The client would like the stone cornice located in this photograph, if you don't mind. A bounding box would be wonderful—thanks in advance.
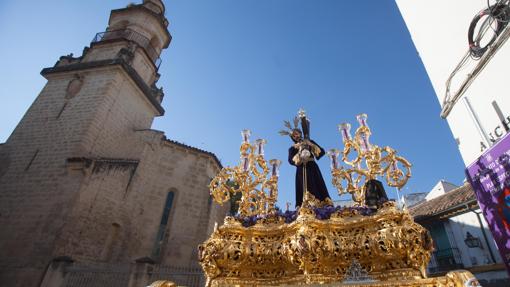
[40,58,165,116]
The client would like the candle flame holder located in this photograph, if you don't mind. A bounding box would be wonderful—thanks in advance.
[329,114,412,206]
[209,130,280,217]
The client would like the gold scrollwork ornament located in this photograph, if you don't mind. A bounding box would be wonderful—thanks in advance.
[329,114,412,205]
[209,130,281,217]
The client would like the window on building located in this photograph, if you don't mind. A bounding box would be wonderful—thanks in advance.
[152,190,175,259]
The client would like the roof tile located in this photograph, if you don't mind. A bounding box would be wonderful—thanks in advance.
[409,182,477,218]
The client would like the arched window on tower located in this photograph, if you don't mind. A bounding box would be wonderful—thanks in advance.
[151,190,175,259]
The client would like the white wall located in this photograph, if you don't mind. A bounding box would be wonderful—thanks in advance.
[396,0,510,165]
[425,180,458,201]
[446,209,502,267]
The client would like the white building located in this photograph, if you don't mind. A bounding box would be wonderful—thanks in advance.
[410,182,508,286]
[396,1,510,285]
[396,0,510,165]
[425,180,458,201]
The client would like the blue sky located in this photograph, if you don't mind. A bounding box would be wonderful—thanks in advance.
[0,0,466,207]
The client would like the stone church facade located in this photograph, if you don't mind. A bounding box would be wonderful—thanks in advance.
[0,1,228,286]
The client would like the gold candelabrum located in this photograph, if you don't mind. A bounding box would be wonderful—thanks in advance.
[209,130,282,217]
[327,114,412,206]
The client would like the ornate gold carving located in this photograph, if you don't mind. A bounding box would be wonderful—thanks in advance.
[148,281,177,287]
[151,270,478,287]
[209,130,280,217]
[198,203,437,286]
[189,129,481,287]
[329,114,412,205]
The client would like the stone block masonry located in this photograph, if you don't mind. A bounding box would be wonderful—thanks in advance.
[0,1,227,286]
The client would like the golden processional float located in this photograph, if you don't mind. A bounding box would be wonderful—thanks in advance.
[152,113,480,287]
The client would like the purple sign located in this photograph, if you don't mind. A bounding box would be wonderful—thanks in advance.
[466,132,510,275]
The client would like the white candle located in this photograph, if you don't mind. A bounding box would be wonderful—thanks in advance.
[356,113,369,127]
[269,159,282,177]
[359,132,371,151]
[339,123,352,142]
[241,129,251,143]
[242,157,250,171]
[255,139,267,156]
[327,149,339,170]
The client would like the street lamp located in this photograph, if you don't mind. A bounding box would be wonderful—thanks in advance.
[464,232,481,248]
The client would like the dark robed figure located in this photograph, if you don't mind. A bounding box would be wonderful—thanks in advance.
[287,130,331,207]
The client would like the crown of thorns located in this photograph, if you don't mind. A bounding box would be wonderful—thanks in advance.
[278,116,302,136]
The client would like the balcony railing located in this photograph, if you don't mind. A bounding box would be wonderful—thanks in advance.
[428,247,464,274]
[92,29,162,69]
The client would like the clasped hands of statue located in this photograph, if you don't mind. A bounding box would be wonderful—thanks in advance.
[291,139,322,166]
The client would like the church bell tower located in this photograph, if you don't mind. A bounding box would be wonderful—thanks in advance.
[0,1,172,285]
